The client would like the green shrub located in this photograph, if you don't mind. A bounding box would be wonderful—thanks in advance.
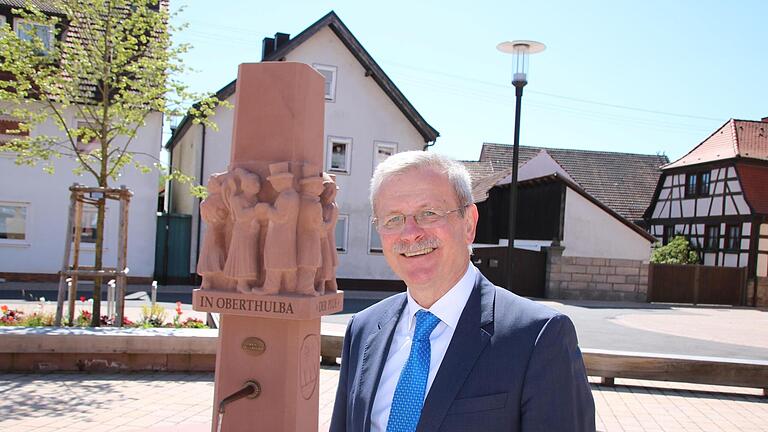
[651,236,699,264]
[21,312,55,327]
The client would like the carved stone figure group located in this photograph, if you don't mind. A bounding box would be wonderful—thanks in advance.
[197,162,339,296]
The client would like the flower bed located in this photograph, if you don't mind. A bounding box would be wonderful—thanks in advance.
[0,299,208,329]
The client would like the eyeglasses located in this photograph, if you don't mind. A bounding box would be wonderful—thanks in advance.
[373,205,468,234]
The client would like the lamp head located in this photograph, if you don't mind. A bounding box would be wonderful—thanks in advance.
[497,40,545,85]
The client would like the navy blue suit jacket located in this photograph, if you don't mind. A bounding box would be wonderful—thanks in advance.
[330,271,595,432]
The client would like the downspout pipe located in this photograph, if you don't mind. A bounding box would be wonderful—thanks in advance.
[195,123,206,282]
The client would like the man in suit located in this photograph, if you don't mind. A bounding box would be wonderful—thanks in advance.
[330,151,595,432]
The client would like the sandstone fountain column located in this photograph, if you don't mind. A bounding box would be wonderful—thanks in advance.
[192,62,344,432]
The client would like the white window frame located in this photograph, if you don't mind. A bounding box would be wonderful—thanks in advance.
[313,64,337,102]
[373,141,398,171]
[74,203,108,251]
[326,136,352,175]
[0,116,26,158]
[0,201,31,247]
[14,18,53,53]
[335,214,348,253]
[368,216,383,254]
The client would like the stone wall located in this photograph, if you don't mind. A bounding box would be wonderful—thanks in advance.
[545,247,648,302]
[747,277,768,307]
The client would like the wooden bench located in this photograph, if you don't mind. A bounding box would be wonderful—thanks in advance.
[319,334,768,396]
[3,328,766,397]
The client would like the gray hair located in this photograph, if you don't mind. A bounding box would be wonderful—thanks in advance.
[370,151,473,213]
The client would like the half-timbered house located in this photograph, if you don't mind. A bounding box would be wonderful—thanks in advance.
[644,118,768,305]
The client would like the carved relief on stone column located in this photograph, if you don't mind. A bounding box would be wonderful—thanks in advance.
[317,173,339,294]
[197,161,339,296]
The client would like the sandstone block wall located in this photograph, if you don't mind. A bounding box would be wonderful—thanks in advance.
[545,248,648,302]
[747,276,768,307]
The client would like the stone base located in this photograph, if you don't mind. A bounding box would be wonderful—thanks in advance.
[192,289,343,320]
[747,277,768,307]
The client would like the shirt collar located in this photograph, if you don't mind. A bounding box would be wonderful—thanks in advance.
[404,263,476,331]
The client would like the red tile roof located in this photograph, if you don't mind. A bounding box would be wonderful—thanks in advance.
[665,119,768,169]
[736,163,768,215]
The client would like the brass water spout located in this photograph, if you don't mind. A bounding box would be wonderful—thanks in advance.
[218,380,261,414]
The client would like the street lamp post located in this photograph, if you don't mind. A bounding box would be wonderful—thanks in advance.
[497,40,545,293]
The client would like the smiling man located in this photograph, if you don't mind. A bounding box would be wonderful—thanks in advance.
[330,151,595,432]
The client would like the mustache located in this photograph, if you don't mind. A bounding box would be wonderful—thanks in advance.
[392,237,441,254]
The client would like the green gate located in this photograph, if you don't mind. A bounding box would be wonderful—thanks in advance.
[154,213,192,284]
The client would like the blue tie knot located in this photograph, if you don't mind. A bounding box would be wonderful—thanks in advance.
[413,310,440,342]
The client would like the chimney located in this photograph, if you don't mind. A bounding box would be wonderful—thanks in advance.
[261,37,275,60]
[761,116,768,123]
[274,32,290,50]
[261,33,291,61]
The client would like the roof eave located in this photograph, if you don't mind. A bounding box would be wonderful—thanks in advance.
[263,11,439,143]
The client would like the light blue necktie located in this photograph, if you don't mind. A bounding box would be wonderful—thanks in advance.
[386,310,441,432]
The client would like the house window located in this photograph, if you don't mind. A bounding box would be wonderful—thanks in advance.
[0,118,28,151]
[0,202,28,242]
[699,172,710,196]
[74,205,99,244]
[14,19,53,53]
[327,137,351,174]
[335,214,348,253]
[662,225,675,245]
[313,64,337,101]
[685,171,710,197]
[75,121,99,153]
[0,15,6,26]
[374,141,397,170]
[685,174,697,197]
[724,224,740,250]
[703,224,719,250]
[369,217,382,254]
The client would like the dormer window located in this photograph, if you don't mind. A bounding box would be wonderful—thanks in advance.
[313,64,337,102]
[14,19,53,54]
[685,171,710,197]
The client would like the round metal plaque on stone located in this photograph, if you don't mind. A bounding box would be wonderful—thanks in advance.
[241,337,266,356]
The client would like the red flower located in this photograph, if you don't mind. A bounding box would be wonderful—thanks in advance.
[80,296,86,303]
[1,305,8,314]
[175,301,183,315]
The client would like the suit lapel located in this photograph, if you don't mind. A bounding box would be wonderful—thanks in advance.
[355,295,407,432]
[416,272,496,432]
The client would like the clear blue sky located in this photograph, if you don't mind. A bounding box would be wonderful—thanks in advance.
[170,0,767,163]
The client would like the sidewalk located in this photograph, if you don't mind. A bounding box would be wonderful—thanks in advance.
[0,370,765,431]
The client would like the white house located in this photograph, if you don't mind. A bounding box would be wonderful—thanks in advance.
[467,147,659,301]
[0,1,163,282]
[166,11,438,288]
[0,110,162,282]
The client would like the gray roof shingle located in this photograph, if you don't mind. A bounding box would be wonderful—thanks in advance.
[477,143,669,223]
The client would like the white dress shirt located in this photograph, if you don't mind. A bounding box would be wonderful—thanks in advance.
[370,263,477,432]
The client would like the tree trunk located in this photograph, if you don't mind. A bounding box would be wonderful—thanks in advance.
[92,193,106,326]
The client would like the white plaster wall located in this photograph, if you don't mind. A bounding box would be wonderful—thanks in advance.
[286,27,425,280]
[172,27,427,280]
[0,107,162,277]
[562,188,651,260]
[507,150,575,183]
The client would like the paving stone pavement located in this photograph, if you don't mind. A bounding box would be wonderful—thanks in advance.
[0,370,765,431]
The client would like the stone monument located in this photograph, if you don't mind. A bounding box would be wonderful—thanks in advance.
[192,62,344,432]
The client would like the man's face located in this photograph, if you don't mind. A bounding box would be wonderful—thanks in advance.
[375,168,478,299]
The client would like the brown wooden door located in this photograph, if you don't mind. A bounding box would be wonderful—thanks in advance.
[472,247,546,298]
